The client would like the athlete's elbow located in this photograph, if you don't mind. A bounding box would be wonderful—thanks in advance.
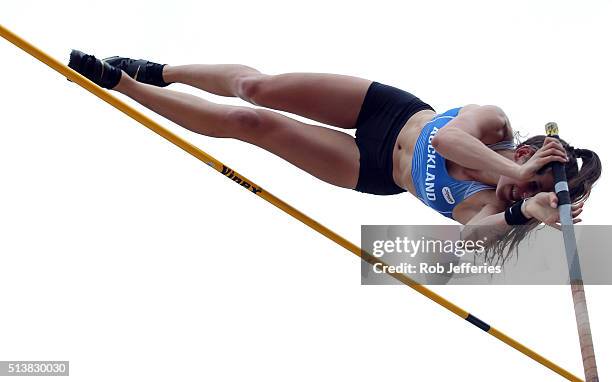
[431,134,442,151]
[431,129,453,151]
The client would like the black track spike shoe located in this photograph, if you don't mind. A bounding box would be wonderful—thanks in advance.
[103,56,169,87]
[68,50,122,89]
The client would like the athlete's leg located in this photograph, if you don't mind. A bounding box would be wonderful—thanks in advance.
[113,73,360,188]
[162,65,371,129]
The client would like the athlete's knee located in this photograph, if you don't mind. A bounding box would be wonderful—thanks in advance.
[224,108,263,132]
[236,74,270,105]
[196,108,260,138]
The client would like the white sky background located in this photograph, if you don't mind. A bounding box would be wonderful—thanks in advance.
[0,1,610,381]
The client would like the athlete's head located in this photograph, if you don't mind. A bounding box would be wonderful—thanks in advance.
[496,135,601,205]
[486,135,601,264]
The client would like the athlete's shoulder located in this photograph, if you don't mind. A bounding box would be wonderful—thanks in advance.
[458,104,480,114]
[458,104,507,119]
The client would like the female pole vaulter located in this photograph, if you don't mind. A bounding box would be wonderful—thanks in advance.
[67,50,601,252]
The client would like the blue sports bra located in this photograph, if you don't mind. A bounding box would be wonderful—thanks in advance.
[411,107,515,219]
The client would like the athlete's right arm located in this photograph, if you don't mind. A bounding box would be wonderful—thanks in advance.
[431,105,521,179]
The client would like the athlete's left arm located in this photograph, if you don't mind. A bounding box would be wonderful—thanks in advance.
[456,202,512,243]
[457,194,584,241]
[454,201,506,226]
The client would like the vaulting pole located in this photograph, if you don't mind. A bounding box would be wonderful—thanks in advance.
[0,23,583,381]
[545,122,599,382]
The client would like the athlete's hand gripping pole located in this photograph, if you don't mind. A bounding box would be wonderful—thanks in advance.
[545,122,599,382]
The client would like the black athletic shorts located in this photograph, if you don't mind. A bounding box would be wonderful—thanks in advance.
[353,82,435,195]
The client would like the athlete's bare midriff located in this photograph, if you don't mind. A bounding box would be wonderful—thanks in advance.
[392,109,437,195]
